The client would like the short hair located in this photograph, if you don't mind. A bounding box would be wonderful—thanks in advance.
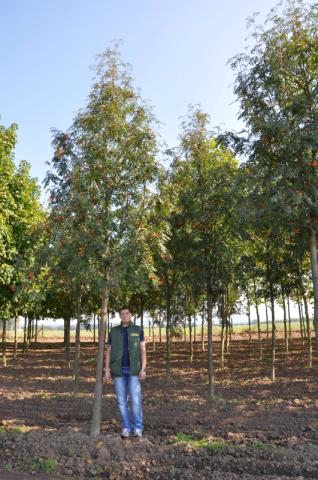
[119,305,130,313]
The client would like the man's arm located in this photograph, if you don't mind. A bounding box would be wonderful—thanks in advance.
[140,340,146,371]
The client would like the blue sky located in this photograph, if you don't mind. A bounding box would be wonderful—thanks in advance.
[1,0,280,206]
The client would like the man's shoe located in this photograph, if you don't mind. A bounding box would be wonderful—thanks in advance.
[120,428,130,439]
[132,428,143,437]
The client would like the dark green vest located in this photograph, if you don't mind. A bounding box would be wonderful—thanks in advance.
[110,322,142,377]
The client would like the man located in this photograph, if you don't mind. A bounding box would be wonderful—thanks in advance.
[103,306,146,439]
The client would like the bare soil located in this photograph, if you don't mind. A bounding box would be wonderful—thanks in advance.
[0,332,317,479]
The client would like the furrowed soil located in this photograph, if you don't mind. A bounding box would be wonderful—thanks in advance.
[0,331,317,479]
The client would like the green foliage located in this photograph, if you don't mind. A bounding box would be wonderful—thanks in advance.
[170,106,241,307]
[250,440,267,450]
[31,457,58,473]
[43,42,161,316]
[228,0,318,224]
[0,118,45,321]
[2,3,317,369]
[175,432,232,453]
[220,0,318,318]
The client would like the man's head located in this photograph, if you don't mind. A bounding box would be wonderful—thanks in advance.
[119,306,132,325]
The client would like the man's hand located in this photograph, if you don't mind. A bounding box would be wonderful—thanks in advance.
[103,369,112,383]
[139,370,146,381]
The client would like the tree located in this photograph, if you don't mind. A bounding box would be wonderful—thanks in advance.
[45,42,161,436]
[0,120,44,365]
[171,106,240,405]
[227,0,318,351]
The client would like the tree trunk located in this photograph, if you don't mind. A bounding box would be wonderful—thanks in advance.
[224,315,228,355]
[225,318,230,353]
[270,286,276,382]
[23,316,27,353]
[253,277,262,360]
[246,290,251,343]
[265,301,269,340]
[2,319,7,366]
[31,318,35,340]
[26,317,30,349]
[309,224,318,352]
[301,285,312,368]
[27,316,32,349]
[165,288,171,381]
[220,314,225,369]
[90,284,109,438]
[297,292,304,343]
[188,315,193,362]
[65,316,71,367]
[93,312,96,344]
[225,285,231,353]
[73,295,82,397]
[220,322,225,368]
[35,317,38,344]
[207,282,215,406]
[287,297,292,340]
[13,314,18,359]
[300,302,306,338]
[64,318,67,345]
[152,318,155,352]
[281,286,288,353]
[201,306,205,351]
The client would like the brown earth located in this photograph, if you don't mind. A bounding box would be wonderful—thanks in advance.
[0,331,317,479]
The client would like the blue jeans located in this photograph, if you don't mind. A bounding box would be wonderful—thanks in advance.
[114,366,143,431]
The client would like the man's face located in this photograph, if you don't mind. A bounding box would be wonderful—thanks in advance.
[120,309,132,323]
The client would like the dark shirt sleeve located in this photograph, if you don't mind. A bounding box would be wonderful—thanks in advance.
[140,328,144,341]
[107,332,111,345]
